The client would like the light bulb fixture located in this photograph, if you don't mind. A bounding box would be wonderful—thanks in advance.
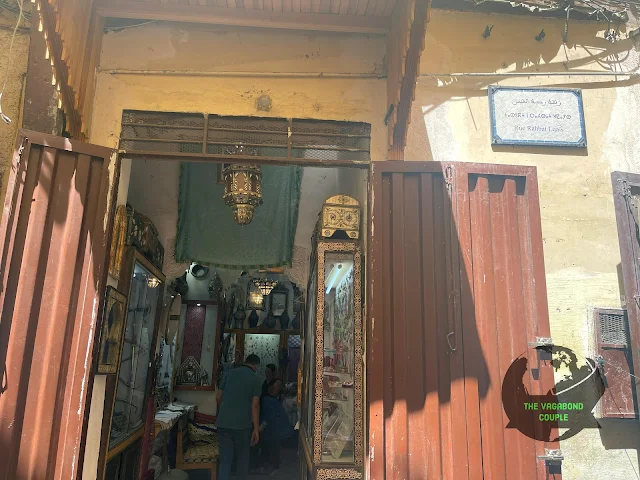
[249,291,264,305]
[253,278,278,296]
[197,303,202,307]
[147,277,160,288]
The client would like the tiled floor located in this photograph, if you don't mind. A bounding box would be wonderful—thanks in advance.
[187,442,300,480]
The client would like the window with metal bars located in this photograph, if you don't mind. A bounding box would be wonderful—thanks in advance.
[119,111,371,163]
[594,307,637,418]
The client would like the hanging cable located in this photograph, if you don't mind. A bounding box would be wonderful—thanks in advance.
[0,0,25,125]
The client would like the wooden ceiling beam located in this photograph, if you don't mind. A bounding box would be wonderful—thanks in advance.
[385,0,430,159]
[95,1,390,34]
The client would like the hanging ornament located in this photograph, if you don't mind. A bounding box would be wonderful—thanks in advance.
[208,272,223,301]
[253,278,278,296]
[222,145,263,226]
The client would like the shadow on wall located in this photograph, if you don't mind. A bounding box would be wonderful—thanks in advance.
[599,418,640,450]
[412,10,640,160]
[599,417,640,476]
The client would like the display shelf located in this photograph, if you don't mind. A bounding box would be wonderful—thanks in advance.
[323,371,352,378]
[299,236,363,478]
[100,247,166,480]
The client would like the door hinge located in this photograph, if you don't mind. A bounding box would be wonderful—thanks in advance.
[444,165,453,193]
[16,137,28,167]
[538,449,564,465]
[528,337,554,348]
[617,178,632,198]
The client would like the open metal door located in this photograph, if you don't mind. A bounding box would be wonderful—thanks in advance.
[367,161,559,480]
[0,130,119,480]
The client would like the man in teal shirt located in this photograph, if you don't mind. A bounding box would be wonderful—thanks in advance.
[216,354,263,480]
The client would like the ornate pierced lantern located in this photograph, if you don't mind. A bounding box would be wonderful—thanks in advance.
[253,278,278,296]
[222,145,263,226]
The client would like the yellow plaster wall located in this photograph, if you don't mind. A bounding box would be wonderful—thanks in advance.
[406,9,640,480]
[0,11,29,206]
[90,23,387,158]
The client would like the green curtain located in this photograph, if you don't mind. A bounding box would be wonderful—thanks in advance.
[176,162,302,269]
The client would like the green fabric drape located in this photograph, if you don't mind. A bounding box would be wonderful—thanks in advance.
[176,162,302,269]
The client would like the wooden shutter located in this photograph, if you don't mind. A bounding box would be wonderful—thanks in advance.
[594,308,636,418]
[368,162,559,480]
[611,171,640,418]
[0,130,119,480]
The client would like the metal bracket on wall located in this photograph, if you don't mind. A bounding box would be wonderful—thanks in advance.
[538,449,564,465]
[617,179,632,198]
[529,337,554,363]
[528,337,554,348]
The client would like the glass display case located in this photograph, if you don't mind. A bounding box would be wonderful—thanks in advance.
[300,238,363,480]
[103,247,165,477]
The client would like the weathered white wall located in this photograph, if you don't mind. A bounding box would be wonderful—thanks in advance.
[406,9,640,480]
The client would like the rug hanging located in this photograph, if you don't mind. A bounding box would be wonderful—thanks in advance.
[176,162,302,269]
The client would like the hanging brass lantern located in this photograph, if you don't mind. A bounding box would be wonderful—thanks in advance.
[222,146,263,225]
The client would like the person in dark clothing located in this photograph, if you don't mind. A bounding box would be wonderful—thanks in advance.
[216,354,263,480]
[262,364,283,400]
[258,394,294,471]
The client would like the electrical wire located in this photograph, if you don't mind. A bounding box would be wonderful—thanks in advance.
[104,20,157,33]
[0,0,30,18]
[0,0,25,125]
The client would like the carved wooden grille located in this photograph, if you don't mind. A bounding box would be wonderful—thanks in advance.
[120,111,371,162]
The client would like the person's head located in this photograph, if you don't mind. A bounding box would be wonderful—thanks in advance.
[245,354,260,372]
[265,364,277,381]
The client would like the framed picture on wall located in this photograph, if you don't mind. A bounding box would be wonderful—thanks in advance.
[269,284,288,317]
[97,287,127,374]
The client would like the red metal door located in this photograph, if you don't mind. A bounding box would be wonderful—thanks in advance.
[0,130,119,480]
[367,161,559,480]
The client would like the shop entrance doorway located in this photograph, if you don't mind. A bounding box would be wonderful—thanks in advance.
[0,130,559,480]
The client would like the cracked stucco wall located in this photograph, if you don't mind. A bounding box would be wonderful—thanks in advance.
[406,9,640,480]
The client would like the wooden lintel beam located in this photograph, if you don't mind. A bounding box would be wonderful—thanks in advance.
[96,2,390,34]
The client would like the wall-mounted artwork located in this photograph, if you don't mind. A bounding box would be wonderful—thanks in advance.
[270,284,289,317]
[98,287,127,374]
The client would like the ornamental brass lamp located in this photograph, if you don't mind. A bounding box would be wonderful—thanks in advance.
[253,278,278,296]
[222,146,263,225]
